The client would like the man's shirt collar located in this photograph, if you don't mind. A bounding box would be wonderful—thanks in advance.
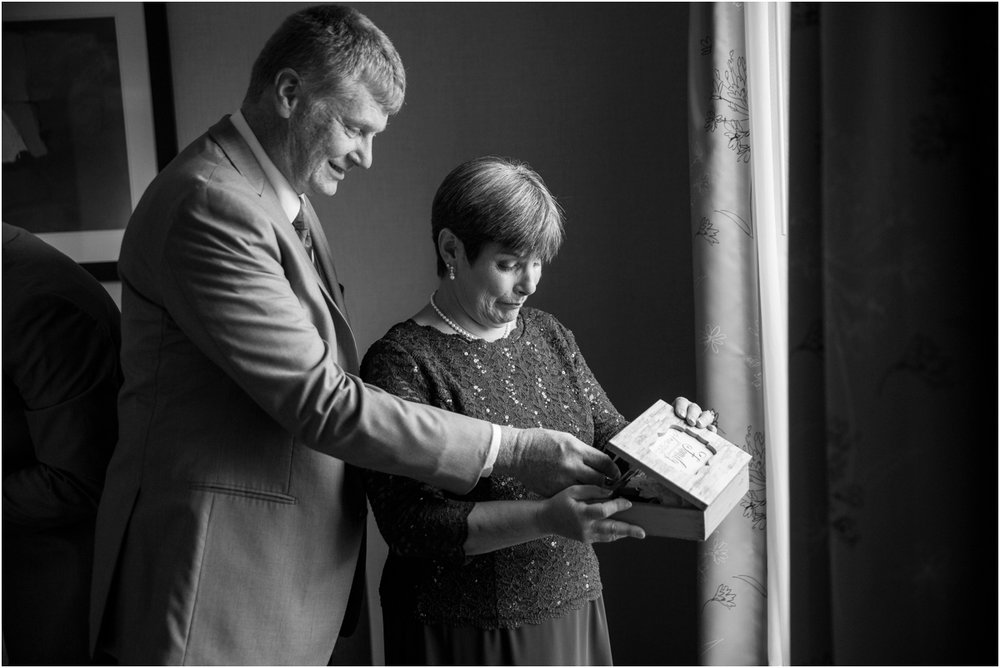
[231,110,302,223]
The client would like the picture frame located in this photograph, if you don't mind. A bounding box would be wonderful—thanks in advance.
[2,2,176,279]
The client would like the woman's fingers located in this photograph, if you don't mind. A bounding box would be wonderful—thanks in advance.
[570,485,613,500]
[674,396,720,430]
[596,517,645,542]
[673,396,704,426]
[545,485,647,543]
[586,497,645,541]
[685,402,703,426]
[673,396,691,419]
[592,495,632,516]
[695,408,716,429]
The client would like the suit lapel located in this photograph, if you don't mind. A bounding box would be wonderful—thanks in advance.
[208,116,360,371]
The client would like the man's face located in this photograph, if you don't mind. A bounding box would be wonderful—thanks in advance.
[285,81,388,197]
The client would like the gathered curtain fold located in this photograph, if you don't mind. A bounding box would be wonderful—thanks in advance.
[687,2,790,664]
[688,3,994,664]
[787,4,996,664]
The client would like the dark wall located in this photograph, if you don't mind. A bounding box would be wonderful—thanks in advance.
[166,3,697,664]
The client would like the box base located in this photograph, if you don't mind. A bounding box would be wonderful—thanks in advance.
[612,465,749,541]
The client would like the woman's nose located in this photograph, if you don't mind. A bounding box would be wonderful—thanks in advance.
[516,268,540,296]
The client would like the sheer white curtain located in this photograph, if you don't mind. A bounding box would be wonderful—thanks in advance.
[687,3,789,664]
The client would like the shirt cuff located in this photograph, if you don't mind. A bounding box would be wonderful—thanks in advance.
[480,424,502,477]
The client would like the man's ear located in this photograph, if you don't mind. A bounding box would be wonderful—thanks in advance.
[274,68,302,119]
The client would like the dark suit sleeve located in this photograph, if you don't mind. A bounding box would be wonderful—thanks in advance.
[2,294,121,529]
[157,185,490,493]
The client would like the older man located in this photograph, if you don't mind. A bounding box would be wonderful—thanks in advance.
[89,5,620,665]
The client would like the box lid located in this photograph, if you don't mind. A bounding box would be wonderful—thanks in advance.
[607,399,752,510]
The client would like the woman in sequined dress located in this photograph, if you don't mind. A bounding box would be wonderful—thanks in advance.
[361,156,716,665]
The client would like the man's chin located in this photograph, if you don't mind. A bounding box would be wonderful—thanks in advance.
[308,178,340,198]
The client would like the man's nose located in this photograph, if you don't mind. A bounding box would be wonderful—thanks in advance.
[350,135,373,170]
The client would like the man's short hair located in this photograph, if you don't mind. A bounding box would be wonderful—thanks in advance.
[246,4,405,114]
[431,156,565,276]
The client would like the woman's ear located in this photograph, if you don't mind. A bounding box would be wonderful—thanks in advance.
[274,68,302,119]
[437,228,464,265]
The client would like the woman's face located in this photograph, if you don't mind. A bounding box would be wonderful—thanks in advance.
[454,242,542,330]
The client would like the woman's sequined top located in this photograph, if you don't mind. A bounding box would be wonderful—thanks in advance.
[360,307,628,630]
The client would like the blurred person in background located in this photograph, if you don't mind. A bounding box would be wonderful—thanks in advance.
[3,222,122,665]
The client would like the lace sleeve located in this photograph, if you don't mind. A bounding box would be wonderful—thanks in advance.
[556,321,630,451]
[360,336,474,563]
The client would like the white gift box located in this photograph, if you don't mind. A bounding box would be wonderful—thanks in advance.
[608,400,752,541]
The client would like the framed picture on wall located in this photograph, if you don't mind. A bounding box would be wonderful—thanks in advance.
[2,2,175,279]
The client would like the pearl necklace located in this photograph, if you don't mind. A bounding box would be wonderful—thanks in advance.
[430,292,510,342]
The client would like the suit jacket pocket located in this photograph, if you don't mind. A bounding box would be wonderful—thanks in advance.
[187,482,297,504]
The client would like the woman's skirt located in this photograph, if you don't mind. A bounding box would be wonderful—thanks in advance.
[381,596,613,666]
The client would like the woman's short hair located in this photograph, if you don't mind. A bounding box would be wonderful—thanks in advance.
[431,156,565,276]
[245,5,405,115]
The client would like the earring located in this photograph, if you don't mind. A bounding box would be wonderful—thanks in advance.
[448,264,456,280]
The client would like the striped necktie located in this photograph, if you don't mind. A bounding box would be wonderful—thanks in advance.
[292,207,314,263]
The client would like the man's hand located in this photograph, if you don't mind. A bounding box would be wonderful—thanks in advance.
[494,426,621,497]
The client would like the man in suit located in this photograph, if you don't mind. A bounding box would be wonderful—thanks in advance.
[89,6,621,665]
[2,223,122,664]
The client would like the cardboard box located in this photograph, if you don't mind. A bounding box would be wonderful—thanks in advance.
[608,400,752,541]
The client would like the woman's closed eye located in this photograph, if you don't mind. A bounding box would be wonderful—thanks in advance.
[498,256,542,272]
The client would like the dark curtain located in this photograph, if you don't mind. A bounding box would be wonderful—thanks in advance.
[788,3,997,665]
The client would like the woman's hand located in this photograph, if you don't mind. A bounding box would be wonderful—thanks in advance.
[537,485,646,544]
[671,396,719,432]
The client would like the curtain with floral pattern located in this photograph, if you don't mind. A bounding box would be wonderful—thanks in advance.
[687,3,786,664]
[687,3,994,664]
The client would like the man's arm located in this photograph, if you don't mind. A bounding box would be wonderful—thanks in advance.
[159,187,616,495]
[493,426,620,496]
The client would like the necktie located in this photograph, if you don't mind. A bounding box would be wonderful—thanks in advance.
[292,208,314,263]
